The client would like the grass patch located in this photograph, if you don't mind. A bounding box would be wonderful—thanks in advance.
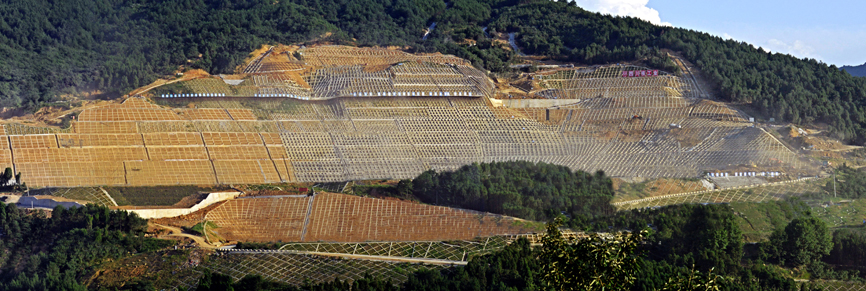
[614,178,707,202]
[730,199,812,242]
[181,221,223,242]
[191,221,219,234]
[614,180,647,201]
[731,197,866,242]
[104,186,215,206]
[510,219,546,232]
[812,198,866,228]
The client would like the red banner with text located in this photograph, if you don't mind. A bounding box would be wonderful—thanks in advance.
[621,70,659,77]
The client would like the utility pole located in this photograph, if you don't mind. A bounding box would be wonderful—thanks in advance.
[833,168,837,199]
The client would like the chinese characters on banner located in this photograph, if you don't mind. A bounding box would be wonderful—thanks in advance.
[621,70,659,77]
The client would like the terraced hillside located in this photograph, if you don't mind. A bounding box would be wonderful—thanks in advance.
[532,65,703,99]
[2,46,809,188]
[204,192,538,242]
[160,45,493,100]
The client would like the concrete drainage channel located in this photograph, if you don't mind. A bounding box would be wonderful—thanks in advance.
[124,192,242,219]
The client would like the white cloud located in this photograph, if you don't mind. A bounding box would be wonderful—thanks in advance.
[571,0,672,26]
[722,33,735,40]
[765,39,822,60]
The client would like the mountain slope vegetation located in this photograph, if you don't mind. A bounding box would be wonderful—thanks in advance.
[412,161,615,221]
[4,0,866,142]
[0,204,173,290]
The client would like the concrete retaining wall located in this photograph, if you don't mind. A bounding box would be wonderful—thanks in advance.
[127,192,241,219]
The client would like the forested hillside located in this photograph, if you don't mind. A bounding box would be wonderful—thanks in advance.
[0,204,173,290]
[0,0,340,107]
[411,161,615,221]
[5,0,866,142]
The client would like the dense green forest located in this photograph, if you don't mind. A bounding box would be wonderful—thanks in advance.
[584,202,865,282]
[5,0,866,142]
[411,161,615,221]
[0,204,173,290]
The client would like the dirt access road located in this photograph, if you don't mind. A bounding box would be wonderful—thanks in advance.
[151,222,219,249]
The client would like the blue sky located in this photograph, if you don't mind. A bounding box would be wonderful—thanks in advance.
[572,0,866,66]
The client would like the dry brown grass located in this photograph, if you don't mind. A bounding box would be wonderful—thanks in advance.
[669,128,705,148]
[597,131,618,141]
[618,130,649,142]
[236,44,273,73]
[613,178,707,202]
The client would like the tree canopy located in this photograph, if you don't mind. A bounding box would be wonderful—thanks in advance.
[763,217,834,267]
[0,204,172,291]
[412,161,615,221]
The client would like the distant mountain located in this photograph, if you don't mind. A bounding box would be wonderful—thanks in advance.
[842,63,866,77]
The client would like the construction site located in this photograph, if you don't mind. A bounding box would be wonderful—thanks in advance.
[0,45,808,189]
[3,45,846,288]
